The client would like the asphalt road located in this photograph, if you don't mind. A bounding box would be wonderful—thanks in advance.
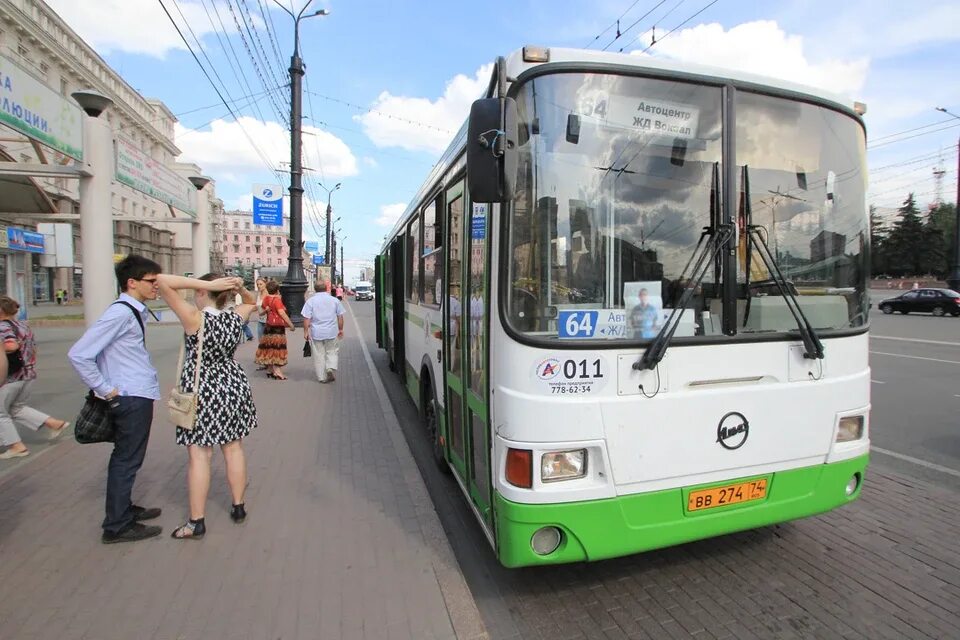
[352,299,960,640]
[867,312,960,487]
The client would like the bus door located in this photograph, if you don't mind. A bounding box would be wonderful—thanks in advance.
[389,236,405,381]
[443,179,493,527]
[374,254,384,348]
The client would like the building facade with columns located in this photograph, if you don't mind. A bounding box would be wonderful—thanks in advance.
[0,0,222,304]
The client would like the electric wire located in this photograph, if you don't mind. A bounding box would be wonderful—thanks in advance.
[157,0,283,181]
[196,0,276,131]
[640,0,720,54]
[602,0,669,51]
[585,0,644,49]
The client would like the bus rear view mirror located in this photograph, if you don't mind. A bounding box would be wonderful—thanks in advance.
[467,97,518,202]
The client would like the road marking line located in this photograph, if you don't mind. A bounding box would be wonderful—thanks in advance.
[870,380,885,384]
[872,447,960,479]
[871,335,960,347]
[870,351,960,365]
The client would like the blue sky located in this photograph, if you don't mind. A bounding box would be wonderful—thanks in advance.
[47,0,960,281]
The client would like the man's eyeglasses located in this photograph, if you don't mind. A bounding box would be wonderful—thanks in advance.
[139,277,159,284]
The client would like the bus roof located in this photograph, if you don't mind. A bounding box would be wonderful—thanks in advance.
[379,46,864,252]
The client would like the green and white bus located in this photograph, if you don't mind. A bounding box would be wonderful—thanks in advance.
[375,46,870,567]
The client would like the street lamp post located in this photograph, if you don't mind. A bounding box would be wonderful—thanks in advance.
[273,0,329,321]
[935,107,960,292]
[340,236,347,286]
[319,181,341,267]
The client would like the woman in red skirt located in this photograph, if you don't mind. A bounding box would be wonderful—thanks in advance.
[255,281,294,380]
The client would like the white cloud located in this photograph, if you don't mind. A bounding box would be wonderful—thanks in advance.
[45,0,237,58]
[375,203,407,227]
[175,116,358,181]
[357,64,493,154]
[631,21,869,96]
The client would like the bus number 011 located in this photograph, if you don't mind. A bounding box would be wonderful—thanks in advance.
[561,359,603,380]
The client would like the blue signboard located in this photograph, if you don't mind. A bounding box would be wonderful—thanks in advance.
[252,184,283,226]
[312,255,324,265]
[7,227,44,253]
[305,240,319,253]
[471,203,487,240]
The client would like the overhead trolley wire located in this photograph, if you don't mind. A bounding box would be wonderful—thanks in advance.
[196,0,277,131]
[601,0,669,51]
[158,0,284,181]
[585,0,644,49]
[640,0,720,54]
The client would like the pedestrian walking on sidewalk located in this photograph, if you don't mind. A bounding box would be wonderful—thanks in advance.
[255,281,294,380]
[67,255,164,544]
[335,284,344,301]
[254,277,267,340]
[301,278,344,383]
[0,296,70,459]
[157,273,258,540]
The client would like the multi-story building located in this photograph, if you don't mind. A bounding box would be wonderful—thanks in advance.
[221,210,291,270]
[0,0,223,301]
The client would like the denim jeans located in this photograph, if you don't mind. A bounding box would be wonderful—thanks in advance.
[242,322,254,341]
[103,396,154,534]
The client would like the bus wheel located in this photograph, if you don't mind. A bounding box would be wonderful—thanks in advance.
[425,392,450,473]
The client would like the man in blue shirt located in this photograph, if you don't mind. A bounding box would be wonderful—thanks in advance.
[301,278,344,383]
[68,255,164,543]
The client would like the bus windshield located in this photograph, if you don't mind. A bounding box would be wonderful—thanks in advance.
[505,71,868,342]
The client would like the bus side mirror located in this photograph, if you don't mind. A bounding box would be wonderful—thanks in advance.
[467,97,518,202]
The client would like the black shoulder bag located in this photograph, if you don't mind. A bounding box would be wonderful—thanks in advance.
[74,302,146,444]
[3,320,25,377]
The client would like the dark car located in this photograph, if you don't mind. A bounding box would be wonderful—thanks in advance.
[878,288,960,317]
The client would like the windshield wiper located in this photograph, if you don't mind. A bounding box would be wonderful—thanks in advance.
[741,166,824,361]
[633,224,732,371]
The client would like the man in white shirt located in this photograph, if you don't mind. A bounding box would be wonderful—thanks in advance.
[301,279,344,383]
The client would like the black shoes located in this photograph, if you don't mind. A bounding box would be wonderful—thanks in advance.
[102,522,162,544]
[171,518,206,540]
[230,503,247,523]
[131,504,162,521]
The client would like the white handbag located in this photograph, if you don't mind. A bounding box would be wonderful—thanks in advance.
[168,315,205,430]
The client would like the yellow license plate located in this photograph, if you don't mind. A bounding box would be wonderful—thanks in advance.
[687,478,768,512]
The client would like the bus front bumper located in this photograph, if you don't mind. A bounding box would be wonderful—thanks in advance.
[494,454,869,568]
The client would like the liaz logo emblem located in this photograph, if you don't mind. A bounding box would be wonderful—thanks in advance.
[536,358,561,380]
[716,412,749,450]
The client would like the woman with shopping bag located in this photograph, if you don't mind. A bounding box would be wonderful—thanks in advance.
[254,280,294,380]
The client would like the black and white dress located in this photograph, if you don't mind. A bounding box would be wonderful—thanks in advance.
[176,308,258,447]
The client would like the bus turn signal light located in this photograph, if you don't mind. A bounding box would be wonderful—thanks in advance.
[506,448,533,488]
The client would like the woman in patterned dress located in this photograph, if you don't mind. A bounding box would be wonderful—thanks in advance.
[254,280,294,380]
[156,274,259,540]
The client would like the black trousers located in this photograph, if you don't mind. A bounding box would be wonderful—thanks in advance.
[102,396,154,534]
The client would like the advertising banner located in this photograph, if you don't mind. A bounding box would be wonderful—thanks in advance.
[252,184,283,226]
[305,240,319,253]
[312,254,324,265]
[7,227,45,253]
[0,54,83,160]
[116,136,196,215]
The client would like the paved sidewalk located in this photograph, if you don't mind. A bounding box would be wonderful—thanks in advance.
[0,305,486,640]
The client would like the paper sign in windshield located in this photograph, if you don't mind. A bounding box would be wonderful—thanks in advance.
[607,97,699,139]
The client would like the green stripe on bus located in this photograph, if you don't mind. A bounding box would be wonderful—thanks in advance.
[405,311,426,329]
[494,454,869,568]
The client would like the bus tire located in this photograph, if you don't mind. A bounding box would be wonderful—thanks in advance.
[424,386,450,473]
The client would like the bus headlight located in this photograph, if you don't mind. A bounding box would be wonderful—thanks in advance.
[541,449,587,482]
[836,415,864,442]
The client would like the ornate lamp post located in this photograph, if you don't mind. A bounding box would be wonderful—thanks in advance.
[273,0,329,321]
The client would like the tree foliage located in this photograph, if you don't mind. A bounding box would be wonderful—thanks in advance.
[871,193,953,276]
